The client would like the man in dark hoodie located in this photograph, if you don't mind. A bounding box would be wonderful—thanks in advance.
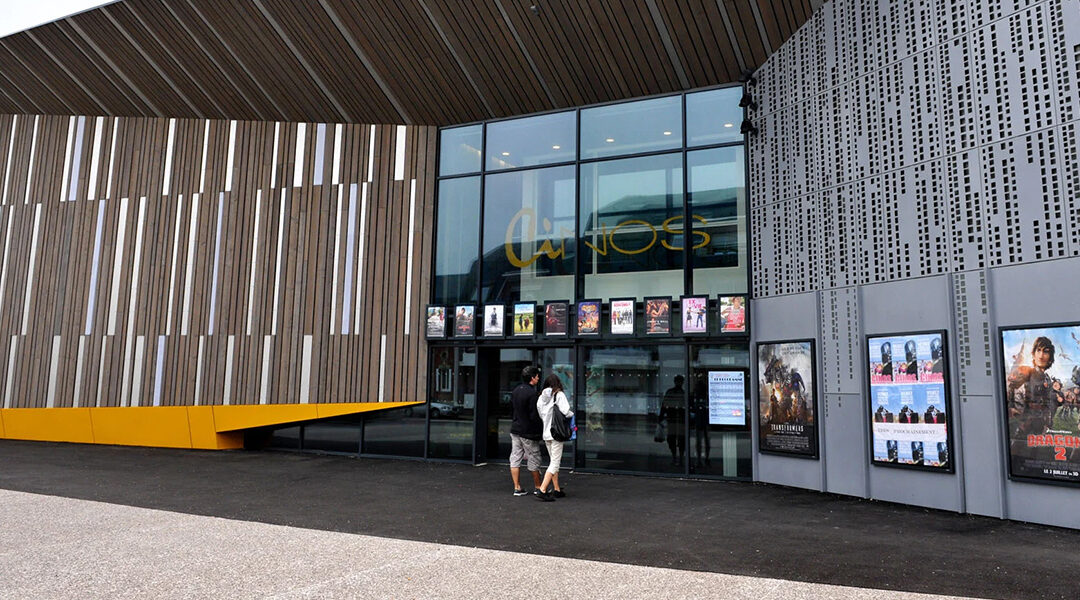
[510,365,543,496]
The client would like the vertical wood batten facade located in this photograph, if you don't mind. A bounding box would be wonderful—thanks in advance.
[0,113,434,410]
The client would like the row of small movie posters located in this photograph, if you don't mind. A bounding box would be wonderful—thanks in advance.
[425,295,749,338]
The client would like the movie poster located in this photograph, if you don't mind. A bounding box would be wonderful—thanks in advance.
[708,371,746,426]
[577,301,600,336]
[545,302,568,336]
[645,298,670,335]
[610,299,634,335]
[867,332,951,470]
[757,340,817,457]
[426,306,446,338]
[681,296,708,334]
[1001,324,1080,485]
[513,303,535,337]
[483,304,504,337]
[718,295,747,334]
[454,305,475,337]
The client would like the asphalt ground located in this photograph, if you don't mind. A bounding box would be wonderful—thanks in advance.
[0,440,1075,599]
[1,489,970,600]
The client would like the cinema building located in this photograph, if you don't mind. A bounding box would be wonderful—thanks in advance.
[1,0,1078,530]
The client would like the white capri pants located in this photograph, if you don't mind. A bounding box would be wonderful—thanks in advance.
[545,439,565,475]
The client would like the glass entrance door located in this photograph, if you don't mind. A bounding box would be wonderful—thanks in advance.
[485,348,536,463]
[480,347,574,464]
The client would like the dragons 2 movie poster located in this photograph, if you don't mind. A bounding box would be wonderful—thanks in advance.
[1002,324,1080,485]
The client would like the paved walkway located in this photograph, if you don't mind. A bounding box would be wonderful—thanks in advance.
[0,489,972,600]
[1,440,1077,599]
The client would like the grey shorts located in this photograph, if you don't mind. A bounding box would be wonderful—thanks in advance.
[510,434,541,471]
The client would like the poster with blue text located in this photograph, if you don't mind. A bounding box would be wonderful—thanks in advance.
[867,332,951,471]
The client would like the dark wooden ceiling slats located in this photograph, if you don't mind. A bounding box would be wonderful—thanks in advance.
[0,0,815,124]
[20,29,110,115]
[0,43,72,114]
[425,0,548,117]
[334,0,485,124]
[104,3,226,118]
[192,1,319,121]
[161,0,281,120]
[259,0,397,124]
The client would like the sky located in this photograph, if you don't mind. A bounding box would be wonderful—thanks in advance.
[0,1,116,38]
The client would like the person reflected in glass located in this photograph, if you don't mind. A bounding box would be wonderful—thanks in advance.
[659,375,686,466]
[536,373,574,501]
[691,376,711,468]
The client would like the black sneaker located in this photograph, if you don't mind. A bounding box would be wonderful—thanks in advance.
[553,490,566,498]
[513,488,529,497]
[535,490,555,502]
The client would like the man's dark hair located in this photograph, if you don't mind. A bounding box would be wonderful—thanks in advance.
[521,365,541,383]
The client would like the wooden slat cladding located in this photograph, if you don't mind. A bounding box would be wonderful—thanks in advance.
[0,0,815,125]
[0,113,435,409]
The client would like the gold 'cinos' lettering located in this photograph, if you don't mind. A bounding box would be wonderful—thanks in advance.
[660,215,712,251]
[505,207,566,268]
[608,219,656,255]
[505,209,717,265]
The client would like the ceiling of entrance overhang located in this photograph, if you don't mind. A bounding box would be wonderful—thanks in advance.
[0,0,820,125]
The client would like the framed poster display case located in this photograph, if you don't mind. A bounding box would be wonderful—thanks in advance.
[865,330,954,473]
[756,339,819,458]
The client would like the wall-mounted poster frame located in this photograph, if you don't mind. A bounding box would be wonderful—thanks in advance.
[717,294,749,336]
[609,298,635,335]
[454,305,475,338]
[864,330,954,473]
[999,321,1080,488]
[482,304,505,338]
[644,297,671,335]
[426,305,447,339]
[756,339,819,459]
[512,302,536,337]
[707,369,749,427]
[576,300,601,336]
[544,301,569,337]
[680,295,709,335]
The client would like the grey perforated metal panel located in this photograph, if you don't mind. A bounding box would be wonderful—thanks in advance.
[819,287,860,395]
[750,0,1079,524]
[981,129,1069,266]
[752,0,1077,298]
[952,271,995,397]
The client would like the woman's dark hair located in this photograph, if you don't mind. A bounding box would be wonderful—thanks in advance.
[543,373,564,395]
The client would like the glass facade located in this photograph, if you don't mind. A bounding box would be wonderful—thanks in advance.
[240,89,750,475]
[580,152,684,301]
[325,85,752,479]
[434,177,481,305]
[483,166,575,303]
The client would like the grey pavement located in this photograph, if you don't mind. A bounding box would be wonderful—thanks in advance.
[1,440,1077,599]
[0,489,973,600]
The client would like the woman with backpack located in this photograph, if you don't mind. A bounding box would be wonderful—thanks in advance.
[536,373,574,502]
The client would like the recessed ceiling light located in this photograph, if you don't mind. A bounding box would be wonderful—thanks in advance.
[663,131,672,136]
[552,145,561,150]
[723,123,734,128]
[501,151,510,156]
[605,138,615,143]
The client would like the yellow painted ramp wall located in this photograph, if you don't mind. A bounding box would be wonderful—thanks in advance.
[0,402,423,450]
